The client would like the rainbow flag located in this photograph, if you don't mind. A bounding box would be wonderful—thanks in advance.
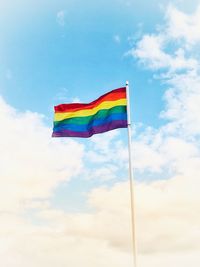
[52,87,128,138]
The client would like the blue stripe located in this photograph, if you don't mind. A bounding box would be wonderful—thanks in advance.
[53,113,127,133]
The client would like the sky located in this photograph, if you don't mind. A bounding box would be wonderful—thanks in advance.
[0,0,200,266]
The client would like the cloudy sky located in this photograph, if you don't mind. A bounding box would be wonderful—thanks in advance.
[0,0,200,266]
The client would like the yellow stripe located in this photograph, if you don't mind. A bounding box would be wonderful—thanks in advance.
[54,99,127,121]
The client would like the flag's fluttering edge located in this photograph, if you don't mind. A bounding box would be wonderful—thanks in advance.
[52,87,128,138]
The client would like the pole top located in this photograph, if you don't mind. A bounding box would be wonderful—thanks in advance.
[126,81,129,86]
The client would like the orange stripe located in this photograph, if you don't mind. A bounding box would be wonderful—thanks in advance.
[54,99,127,121]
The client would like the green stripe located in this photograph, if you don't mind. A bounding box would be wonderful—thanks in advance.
[54,105,127,126]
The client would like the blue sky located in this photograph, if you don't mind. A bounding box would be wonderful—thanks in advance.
[0,1,200,266]
[0,0,181,126]
[0,0,198,127]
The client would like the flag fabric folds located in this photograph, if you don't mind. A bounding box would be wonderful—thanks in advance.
[52,87,128,138]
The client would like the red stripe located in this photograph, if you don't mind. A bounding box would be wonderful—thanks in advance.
[55,87,126,113]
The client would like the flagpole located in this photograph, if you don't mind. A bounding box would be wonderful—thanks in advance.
[126,81,138,267]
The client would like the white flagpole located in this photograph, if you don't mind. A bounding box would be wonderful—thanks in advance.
[126,81,138,267]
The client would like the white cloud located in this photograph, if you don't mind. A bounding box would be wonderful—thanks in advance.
[161,71,200,136]
[127,4,200,72]
[0,96,84,213]
[132,128,200,175]
[166,4,200,48]
[0,174,200,267]
[133,140,165,172]
[0,87,200,266]
[10,173,198,267]
[84,131,128,182]
[128,34,198,71]
[87,164,119,181]
[127,4,200,139]
[121,5,200,264]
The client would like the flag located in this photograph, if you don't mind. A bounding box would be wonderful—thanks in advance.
[52,87,128,138]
